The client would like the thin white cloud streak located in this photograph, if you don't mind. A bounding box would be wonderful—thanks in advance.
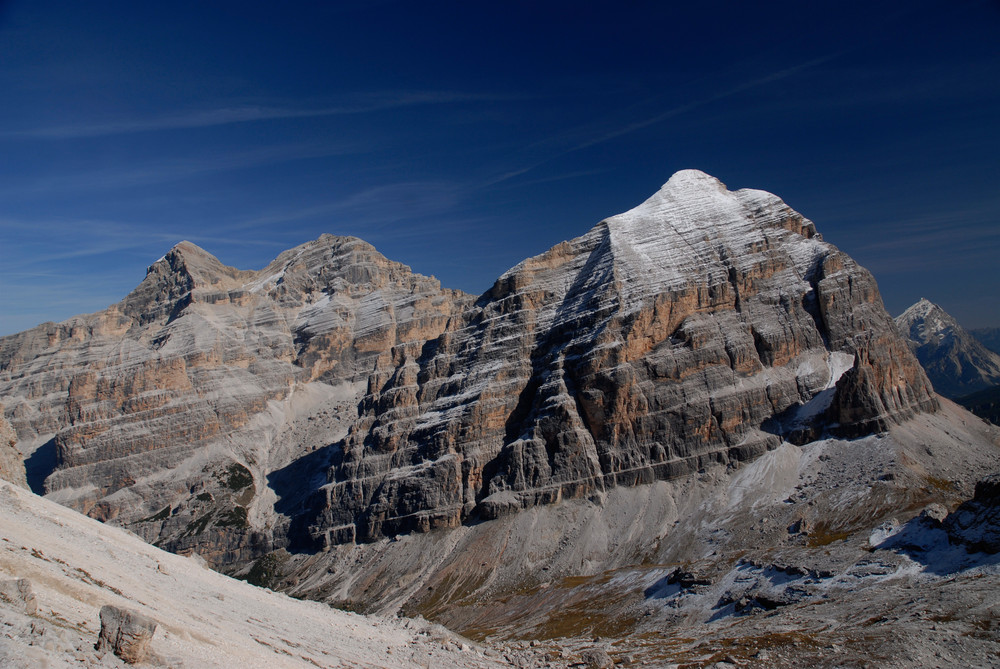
[577,53,845,152]
[481,53,847,190]
[827,203,1000,275]
[488,168,611,191]
[0,141,358,197]
[1,234,178,269]
[231,181,462,231]
[0,213,281,271]
[2,91,520,140]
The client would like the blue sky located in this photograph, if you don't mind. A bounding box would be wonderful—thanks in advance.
[1,0,998,335]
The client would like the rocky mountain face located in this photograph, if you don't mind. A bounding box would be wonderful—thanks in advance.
[0,235,469,563]
[0,170,938,564]
[299,170,937,546]
[3,170,999,667]
[945,472,1000,553]
[970,326,1000,355]
[895,298,1000,398]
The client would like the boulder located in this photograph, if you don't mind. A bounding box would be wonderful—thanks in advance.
[579,647,614,668]
[0,578,37,614]
[0,406,27,489]
[96,604,157,664]
[944,473,1000,553]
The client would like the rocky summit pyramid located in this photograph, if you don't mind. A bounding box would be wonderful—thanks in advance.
[300,169,939,545]
[4,171,1000,666]
[896,298,1000,398]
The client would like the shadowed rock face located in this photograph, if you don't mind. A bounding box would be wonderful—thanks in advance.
[0,170,937,558]
[945,473,1000,553]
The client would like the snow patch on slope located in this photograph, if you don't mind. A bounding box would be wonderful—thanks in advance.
[603,170,826,311]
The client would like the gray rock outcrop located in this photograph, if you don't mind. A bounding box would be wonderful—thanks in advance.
[945,473,1000,553]
[0,579,37,615]
[0,405,27,489]
[95,605,157,664]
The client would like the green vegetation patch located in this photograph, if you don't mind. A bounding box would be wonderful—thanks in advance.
[185,512,214,536]
[223,462,254,491]
[245,551,289,589]
[140,505,171,522]
[215,505,249,528]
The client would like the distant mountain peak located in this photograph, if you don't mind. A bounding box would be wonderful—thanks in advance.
[898,297,938,321]
[896,299,1000,398]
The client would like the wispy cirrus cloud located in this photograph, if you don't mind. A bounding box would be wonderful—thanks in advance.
[577,53,846,150]
[0,212,283,271]
[234,181,462,231]
[1,91,520,140]
[0,215,181,265]
[0,140,359,197]
[481,52,847,190]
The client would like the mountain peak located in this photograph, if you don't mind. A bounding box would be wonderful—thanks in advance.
[899,297,940,321]
[630,169,731,214]
[171,239,207,254]
[145,240,233,282]
[896,298,1000,397]
[660,168,726,192]
[120,241,248,323]
[594,170,820,309]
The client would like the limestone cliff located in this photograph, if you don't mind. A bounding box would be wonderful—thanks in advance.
[0,235,468,563]
[299,170,938,546]
[0,170,938,559]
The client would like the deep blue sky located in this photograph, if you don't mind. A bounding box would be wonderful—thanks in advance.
[1,0,998,336]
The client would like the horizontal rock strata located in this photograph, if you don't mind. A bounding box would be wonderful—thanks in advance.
[298,170,938,546]
[0,170,938,556]
[0,236,468,561]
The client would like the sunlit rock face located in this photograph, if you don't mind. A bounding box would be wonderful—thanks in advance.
[300,170,938,546]
[0,170,938,556]
[0,235,469,563]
